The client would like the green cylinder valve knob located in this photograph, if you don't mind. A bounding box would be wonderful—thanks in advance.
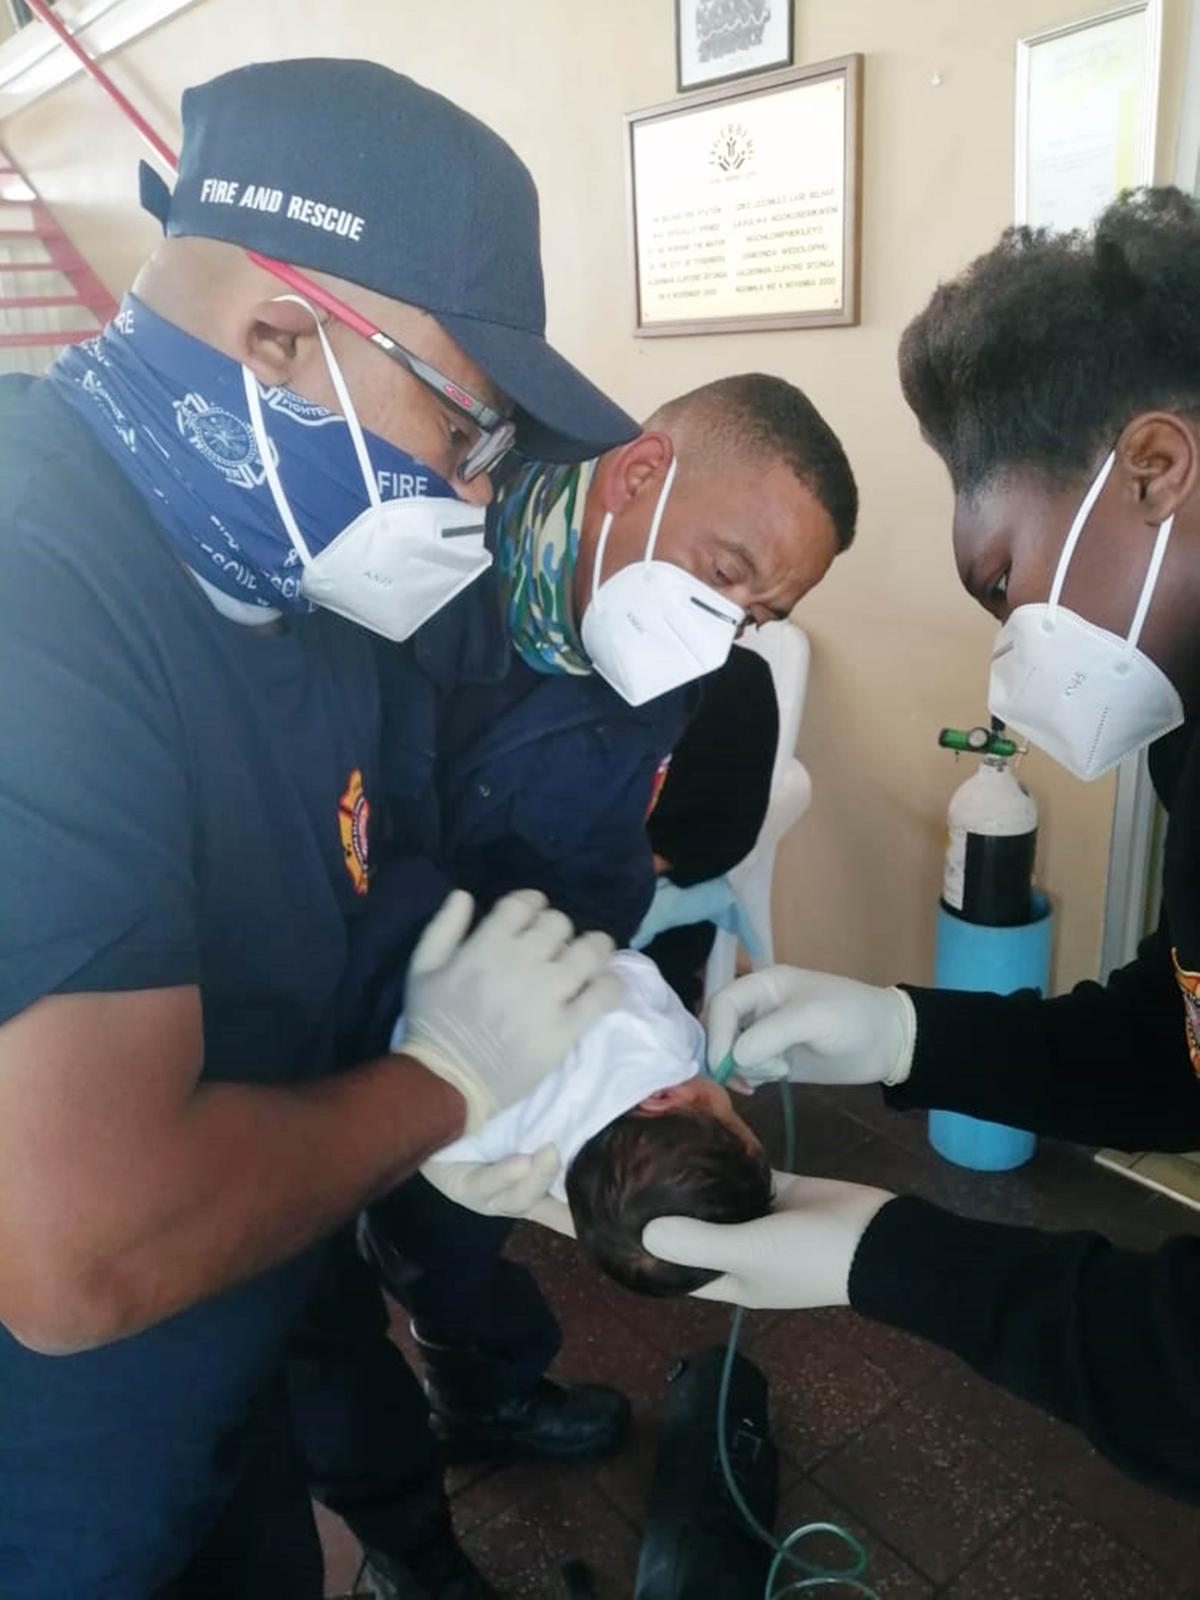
[938,726,1019,759]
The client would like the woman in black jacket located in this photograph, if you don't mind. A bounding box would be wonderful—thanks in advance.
[645,188,1200,1504]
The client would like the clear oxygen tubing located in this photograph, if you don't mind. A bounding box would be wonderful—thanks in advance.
[715,1076,881,1599]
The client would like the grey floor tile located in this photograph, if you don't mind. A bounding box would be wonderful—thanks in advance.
[814,1389,1034,1584]
[459,1476,641,1599]
[1049,1450,1200,1595]
[775,1478,936,1599]
[589,1385,665,1529]
[740,1080,879,1175]
[810,1083,936,1157]
[834,1132,1182,1249]
[507,1215,779,1357]
[750,1309,903,1473]
[910,1362,1089,1483]
[943,1495,1191,1600]
[903,1370,1200,1586]
[608,1280,778,1361]
[451,1456,595,1540]
[803,1305,948,1392]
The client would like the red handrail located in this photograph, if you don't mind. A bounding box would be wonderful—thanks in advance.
[20,0,178,174]
[14,5,420,359]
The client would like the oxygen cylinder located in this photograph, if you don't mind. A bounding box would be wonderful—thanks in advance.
[941,749,1038,929]
[930,722,1047,1171]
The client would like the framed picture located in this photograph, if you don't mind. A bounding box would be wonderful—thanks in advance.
[626,55,862,336]
[1015,1,1162,230]
[676,0,794,92]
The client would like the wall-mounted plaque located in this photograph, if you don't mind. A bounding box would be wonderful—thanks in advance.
[626,56,862,336]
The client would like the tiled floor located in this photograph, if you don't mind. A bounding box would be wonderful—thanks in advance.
[320,1085,1200,1599]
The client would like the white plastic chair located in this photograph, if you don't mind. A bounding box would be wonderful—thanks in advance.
[703,624,812,999]
[631,624,813,1002]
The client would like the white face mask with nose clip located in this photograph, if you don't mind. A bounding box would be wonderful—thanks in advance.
[579,456,743,706]
[242,296,491,642]
[988,449,1184,780]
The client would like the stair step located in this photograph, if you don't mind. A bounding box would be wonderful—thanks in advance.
[0,145,117,372]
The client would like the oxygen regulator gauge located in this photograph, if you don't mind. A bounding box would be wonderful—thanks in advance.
[938,721,1020,760]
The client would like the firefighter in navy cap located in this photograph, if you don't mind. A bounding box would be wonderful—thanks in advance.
[0,58,638,1600]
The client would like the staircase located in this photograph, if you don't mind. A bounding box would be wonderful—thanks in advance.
[0,145,115,374]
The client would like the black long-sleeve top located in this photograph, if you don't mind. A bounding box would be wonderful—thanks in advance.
[848,721,1200,1503]
[646,644,778,886]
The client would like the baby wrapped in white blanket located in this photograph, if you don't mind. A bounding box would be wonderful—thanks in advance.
[395,951,772,1298]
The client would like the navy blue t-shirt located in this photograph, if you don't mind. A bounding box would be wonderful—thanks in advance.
[0,377,381,1596]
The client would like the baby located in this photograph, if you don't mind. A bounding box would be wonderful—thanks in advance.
[414,951,773,1298]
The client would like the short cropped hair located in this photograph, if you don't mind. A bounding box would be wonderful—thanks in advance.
[647,373,858,550]
[899,187,1200,495]
[565,1108,773,1297]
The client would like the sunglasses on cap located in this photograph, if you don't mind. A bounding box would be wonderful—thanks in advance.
[246,251,516,484]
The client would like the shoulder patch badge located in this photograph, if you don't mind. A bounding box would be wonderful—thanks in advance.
[338,768,370,896]
[1172,948,1200,1077]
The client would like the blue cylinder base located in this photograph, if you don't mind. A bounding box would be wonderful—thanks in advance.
[928,893,1053,1172]
[928,1108,1036,1171]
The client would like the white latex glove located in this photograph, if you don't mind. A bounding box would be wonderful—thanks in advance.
[705,966,917,1089]
[400,888,620,1133]
[642,1171,893,1309]
[422,1143,558,1215]
[421,1147,578,1237]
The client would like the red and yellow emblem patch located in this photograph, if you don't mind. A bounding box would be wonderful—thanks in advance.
[645,754,673,821]
[1172,948,1200,1077]
[338,768,370,896]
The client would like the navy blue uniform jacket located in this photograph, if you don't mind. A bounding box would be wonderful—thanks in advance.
[338,554,694,1062]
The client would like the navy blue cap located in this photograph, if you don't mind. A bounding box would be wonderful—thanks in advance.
[140,59,637,463]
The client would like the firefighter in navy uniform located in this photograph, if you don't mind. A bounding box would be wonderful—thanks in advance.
[0,59,641,1600]
[646,189,1200,1504]
[289,377,856,1599]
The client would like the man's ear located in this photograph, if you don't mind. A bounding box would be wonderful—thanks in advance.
[239,296,323,390]
[1118,412,1199,525]
[596,430,674,517]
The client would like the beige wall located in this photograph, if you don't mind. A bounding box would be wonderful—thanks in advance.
[3,0,1192,990]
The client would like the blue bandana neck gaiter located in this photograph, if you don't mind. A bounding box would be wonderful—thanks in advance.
[49,293,459,615]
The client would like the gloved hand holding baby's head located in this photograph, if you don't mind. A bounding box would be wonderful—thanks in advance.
[564,1075,773,1298]
[417,949,776,1298]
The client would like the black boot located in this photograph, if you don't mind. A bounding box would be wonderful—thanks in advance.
[360,1511,501,1600]
[412,1324,631,1465]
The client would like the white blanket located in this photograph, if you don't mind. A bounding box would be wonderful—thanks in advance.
[394,951,703,1199]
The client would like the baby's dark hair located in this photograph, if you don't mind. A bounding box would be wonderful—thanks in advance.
[899,187,1200,495]
[565,1109,773,1297]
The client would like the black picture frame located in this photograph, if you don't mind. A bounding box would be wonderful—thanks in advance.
[675,0,795,93]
